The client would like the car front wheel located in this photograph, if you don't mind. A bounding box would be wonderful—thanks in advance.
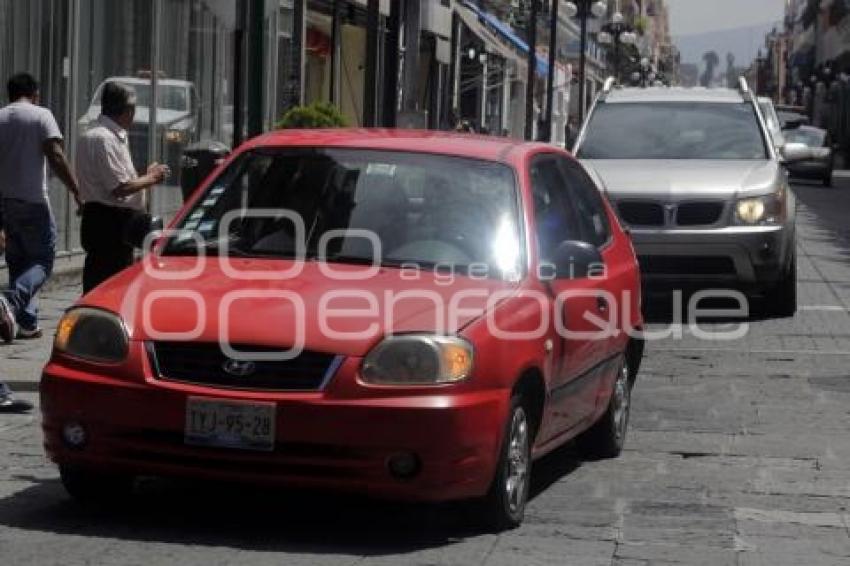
[480,395,531,531]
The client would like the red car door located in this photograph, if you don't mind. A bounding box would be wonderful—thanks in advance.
[530,155,612,440]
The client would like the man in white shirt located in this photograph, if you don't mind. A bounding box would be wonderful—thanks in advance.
[0,73,81,343]
[76,81,168,293]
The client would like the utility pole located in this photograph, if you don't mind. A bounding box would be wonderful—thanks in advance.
[544,0,559,142]
[525,0,539,140]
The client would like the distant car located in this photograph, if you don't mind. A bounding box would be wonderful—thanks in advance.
[783,125,834,187]
[575,79,809,317]
[777,111,809,130]
[41,130,644,530]
[79,76,198,181]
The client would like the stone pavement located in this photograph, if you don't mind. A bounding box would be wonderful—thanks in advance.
[1,180,850,565]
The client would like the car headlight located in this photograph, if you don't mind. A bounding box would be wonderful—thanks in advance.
[165,129,187,144]
[55,308,129,363]
[361,335,474,386]
[735,187,787,225]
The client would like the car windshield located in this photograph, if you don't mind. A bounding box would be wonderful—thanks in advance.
[163,148,523,279]
[577,102,768,160]
[784,127,826,147]
[91,82,190,112]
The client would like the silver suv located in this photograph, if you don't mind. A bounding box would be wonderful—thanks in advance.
[574,80,809,317]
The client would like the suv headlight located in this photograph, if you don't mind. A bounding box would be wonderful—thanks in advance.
[361,335,474,386]
[735,186,787,225]
[55,308,129,363]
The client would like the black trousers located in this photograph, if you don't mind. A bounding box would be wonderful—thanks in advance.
[81,202,134,294]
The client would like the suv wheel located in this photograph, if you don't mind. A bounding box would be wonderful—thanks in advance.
[764,252,797,318]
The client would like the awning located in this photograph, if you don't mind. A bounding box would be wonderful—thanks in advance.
[462,1,549,77]
[456,4,529,77]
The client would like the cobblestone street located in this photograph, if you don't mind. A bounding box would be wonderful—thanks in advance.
[1,180,850,565]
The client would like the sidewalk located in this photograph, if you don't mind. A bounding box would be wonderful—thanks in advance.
[0,283,80,394]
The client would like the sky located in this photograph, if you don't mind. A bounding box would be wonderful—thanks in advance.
[666,0,786,36]
[666,0,786,67]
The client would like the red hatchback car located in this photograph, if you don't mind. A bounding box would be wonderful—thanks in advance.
[41,130,643,529]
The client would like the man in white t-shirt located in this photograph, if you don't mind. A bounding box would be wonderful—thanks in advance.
[76,81,168,293]
[0,73,81,343]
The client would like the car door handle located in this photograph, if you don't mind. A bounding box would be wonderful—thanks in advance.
[596,296,609,312]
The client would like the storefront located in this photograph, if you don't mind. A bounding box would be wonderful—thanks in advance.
[1,0,292,255]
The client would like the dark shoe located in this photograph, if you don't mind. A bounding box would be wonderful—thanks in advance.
[16,326,43,340]
[0,297,16,344]
[0,395,34,413]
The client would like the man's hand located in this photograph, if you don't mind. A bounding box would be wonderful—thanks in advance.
[72,193,84,214]
[146,162,171,184]
[0,230,5,255]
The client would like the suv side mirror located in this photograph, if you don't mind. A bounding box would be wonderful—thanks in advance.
[550,240,604,279]
[780,142,813,163]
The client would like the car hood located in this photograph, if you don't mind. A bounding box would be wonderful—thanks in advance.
[581,159,780,199]
[80,258,519,357]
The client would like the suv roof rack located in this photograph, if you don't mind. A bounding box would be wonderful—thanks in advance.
[599,76,617,101]
[738,77,752,100]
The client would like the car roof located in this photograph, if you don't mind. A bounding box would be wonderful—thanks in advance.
[105,76,194,88]
[244,129,550,163]
[603,86,746,104]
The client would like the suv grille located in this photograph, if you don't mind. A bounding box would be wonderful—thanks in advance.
[149,342,339,391]
[676,202,725,226]
[638,256,736,275]
[617,201,665,226]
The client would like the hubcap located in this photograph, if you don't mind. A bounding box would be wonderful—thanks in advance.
[505,407,529,515]
[612,362,631,443]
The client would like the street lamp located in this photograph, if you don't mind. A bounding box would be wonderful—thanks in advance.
[597,11,637,84]
[564,0,608,125]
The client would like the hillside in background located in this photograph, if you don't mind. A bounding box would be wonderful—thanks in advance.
[674,21,781,74]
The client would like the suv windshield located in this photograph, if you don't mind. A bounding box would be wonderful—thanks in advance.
[578,102,768,160]
[164,148,522,279]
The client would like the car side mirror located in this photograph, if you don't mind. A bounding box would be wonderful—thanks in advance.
[550,240,604,279]
[780,142,812,164]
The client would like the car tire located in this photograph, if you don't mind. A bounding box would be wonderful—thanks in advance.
[576,357,632,460]
[480,394,532,531]
[60,465,135,503]
[823,172,833,187]
[764,253,797,318]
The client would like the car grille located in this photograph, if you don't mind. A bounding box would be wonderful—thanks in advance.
[149,341,340,391]
[638,256,736,275]
[617,201,665,226]
[676,202,725,226]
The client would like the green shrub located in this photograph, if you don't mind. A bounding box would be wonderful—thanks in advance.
[276,102,349,129]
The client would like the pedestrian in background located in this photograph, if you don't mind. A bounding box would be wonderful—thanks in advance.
[76,81,168,293]
[0,202,35,413]
[0,73,81,343]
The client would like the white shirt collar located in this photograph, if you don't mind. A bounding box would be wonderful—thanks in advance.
[97,114,128,143]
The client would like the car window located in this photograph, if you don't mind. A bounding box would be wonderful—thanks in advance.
[577,102,768,160]
[164,148,523,279]
[531,157,581,263]
[557,158,610,248]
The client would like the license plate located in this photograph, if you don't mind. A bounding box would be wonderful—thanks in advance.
[185,397,276,451]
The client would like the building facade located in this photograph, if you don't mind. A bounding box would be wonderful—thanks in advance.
[0,0,593,258]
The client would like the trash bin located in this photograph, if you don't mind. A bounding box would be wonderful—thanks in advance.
[179,141,231,202]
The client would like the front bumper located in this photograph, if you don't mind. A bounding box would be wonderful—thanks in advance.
[630,225,792,288]
[41,357,509,502]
